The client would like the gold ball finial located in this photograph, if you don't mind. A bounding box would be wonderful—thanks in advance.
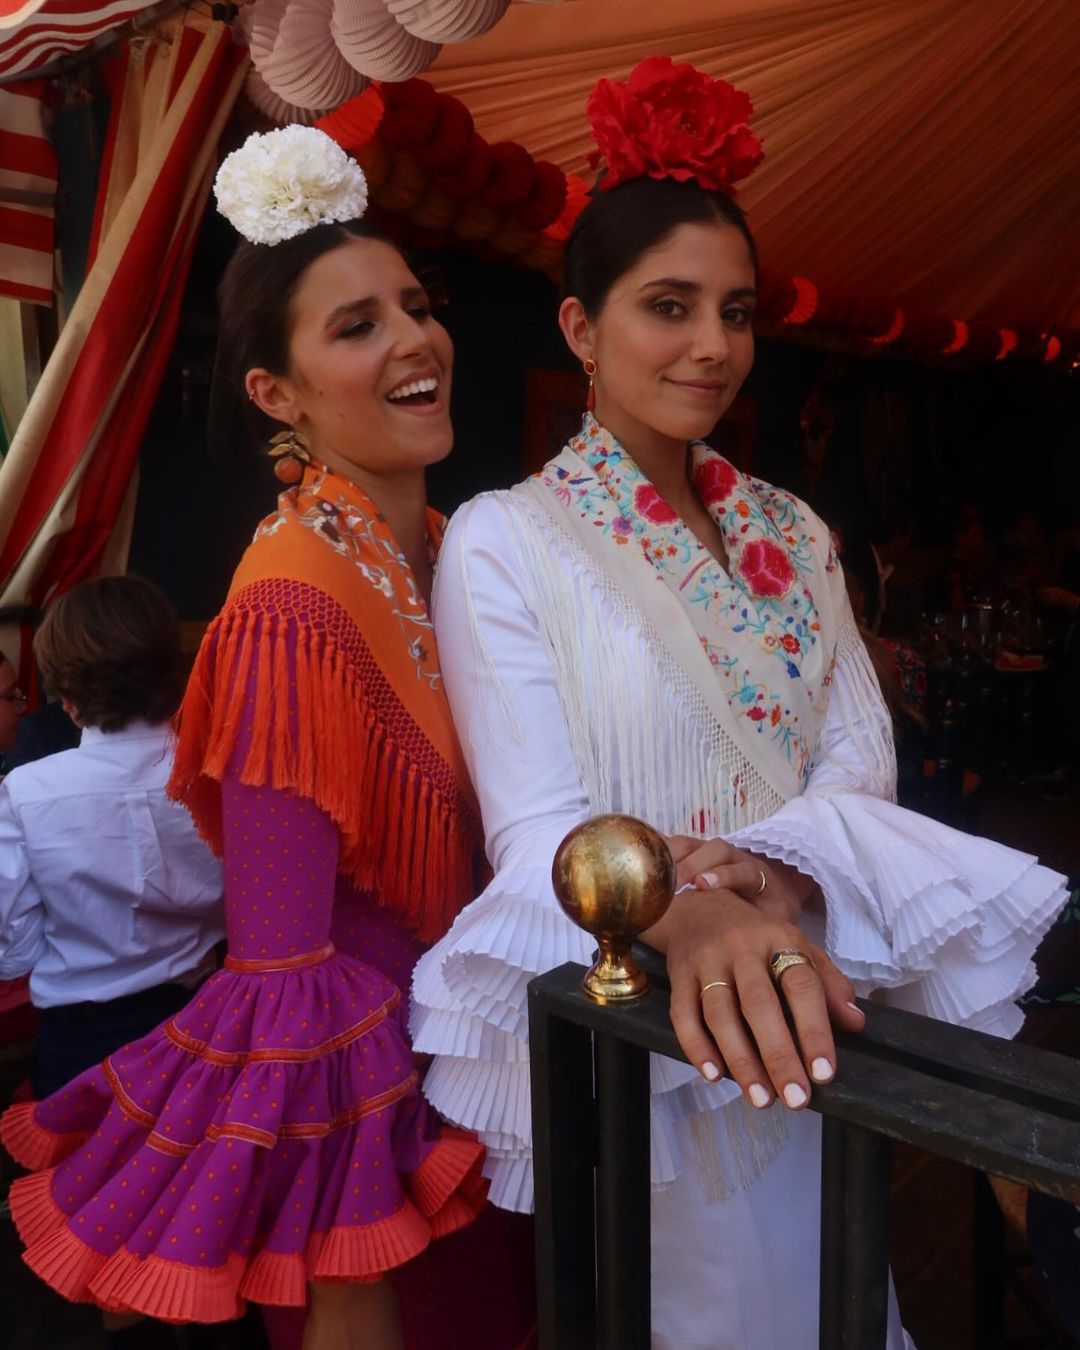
[552,813,676,1003]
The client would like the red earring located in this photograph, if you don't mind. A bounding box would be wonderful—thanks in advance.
[583,358,597,412]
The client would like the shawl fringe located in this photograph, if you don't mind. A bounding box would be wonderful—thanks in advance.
[169,598,474,943]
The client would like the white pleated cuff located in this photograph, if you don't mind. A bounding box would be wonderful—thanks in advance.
[410,862,741,1212]
[729,792,1067,1033]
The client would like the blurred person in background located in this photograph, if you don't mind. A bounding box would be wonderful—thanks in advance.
[0,654,27,769]
[0,575,224,1100]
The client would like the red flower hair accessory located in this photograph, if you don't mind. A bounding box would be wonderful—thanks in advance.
[587,56,763,194]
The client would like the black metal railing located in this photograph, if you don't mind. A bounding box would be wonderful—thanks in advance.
[528,947,1080,1350]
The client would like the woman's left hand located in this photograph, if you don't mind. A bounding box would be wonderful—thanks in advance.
[666,834,816,925]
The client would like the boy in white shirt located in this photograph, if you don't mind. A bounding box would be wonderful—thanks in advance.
[0,575,224,1099]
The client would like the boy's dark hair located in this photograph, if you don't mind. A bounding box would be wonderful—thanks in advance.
[34,575,185,731]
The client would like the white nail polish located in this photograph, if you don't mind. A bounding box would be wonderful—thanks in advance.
[748,1083,771,1109]
[847,1001,865,1016]
[783,1082,808,1109]
[702,1061,721,1082]
[811,1057,834,1083]
[699,871,718,888]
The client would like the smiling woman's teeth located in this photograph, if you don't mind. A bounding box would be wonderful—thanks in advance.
[387,377,438,401]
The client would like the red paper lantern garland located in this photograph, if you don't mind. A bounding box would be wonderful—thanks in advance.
[314,80,1079,368]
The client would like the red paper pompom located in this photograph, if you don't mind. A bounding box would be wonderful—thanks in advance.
[380,79,441,150]
[514,160,569,231]
[434,133,493,200]
[413,94,475,171]
[483,142,536,210]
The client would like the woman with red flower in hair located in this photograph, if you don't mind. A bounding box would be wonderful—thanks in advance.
[412,58,1067,1348]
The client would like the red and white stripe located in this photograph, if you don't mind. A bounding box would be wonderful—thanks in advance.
[0,15,247,696]
[0,0,157,80]
[0,79,56,304]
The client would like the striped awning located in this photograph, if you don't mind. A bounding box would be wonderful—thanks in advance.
[0,0,156,81]
[0,79,56,304]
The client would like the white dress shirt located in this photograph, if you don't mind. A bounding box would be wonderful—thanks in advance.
[0,720,224,1008]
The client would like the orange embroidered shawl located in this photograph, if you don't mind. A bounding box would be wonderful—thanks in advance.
[169,465,482,943]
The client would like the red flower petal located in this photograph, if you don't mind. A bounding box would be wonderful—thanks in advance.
[738,539,796,598]
[633,483,680,526]
[695,457,739,506]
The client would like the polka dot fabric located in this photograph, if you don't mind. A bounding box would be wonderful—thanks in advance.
[2,726,486,1323]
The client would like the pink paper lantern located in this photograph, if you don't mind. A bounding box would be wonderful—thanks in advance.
[331,0,441,80]
[261,0,367,111]
[243,67,328,126]
[387,0,509,43]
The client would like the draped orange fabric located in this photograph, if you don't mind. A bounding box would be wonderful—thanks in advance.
[427,0,1080,335]
[169,464,483,944]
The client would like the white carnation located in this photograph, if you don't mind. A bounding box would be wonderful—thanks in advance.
[214,125,369,247]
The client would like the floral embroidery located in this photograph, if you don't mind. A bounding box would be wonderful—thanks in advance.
[536,414,836,781]
[696,457,739,505]
[738,539,796,599]
[254,470,444,687]
[633,483,679,525]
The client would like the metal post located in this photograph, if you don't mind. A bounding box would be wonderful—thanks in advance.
[529,997,598,1350]
[972,1173,1007,1350]
[819,1116,892,1349]
[594,1029,652,1350]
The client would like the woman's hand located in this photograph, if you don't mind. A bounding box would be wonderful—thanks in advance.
[666,833,817,924]
[642,886,864,1111]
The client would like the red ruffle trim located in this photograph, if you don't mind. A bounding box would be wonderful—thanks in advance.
[0,1100,88,1171]
[8,1128,487,1323]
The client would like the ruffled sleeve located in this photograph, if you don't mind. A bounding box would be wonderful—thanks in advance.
[411,497,740,1213]
[728,624,1069,1037]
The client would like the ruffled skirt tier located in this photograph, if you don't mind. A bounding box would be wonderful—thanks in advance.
[1,951,486,1323]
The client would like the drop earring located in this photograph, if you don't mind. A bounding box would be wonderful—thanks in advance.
[583,357,597,412]
[267,427,312,485]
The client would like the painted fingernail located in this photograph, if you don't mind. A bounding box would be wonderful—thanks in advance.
[847,1001,865,1017]
[702,1061,721,1082]
[748,1082,771,1109]
[783,1082,808,1109]
[698,871,718,888]
[811,1057,834,1083]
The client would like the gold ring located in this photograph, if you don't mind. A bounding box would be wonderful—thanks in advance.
[768,948,814,984]
[700,979,734,999]
[752,868,768,897]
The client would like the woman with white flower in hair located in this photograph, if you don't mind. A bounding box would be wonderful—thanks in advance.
[1,127,535,1350]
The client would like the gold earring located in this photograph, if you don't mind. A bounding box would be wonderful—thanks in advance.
[267,427,312,485]
[583,358,597,412]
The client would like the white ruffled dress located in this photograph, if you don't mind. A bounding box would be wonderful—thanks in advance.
[411,494,1067,1350]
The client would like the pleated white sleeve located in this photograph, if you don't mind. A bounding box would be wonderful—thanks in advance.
[412,497,596,1211]
[728,634,1069,1037]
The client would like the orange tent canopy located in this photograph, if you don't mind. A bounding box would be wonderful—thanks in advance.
[425,0,1080,340]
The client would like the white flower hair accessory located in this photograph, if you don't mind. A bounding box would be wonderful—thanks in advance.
[213,125,369,247]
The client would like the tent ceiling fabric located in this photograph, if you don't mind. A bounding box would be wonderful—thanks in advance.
[426,0,1080,336]
[2,0,1076,343]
